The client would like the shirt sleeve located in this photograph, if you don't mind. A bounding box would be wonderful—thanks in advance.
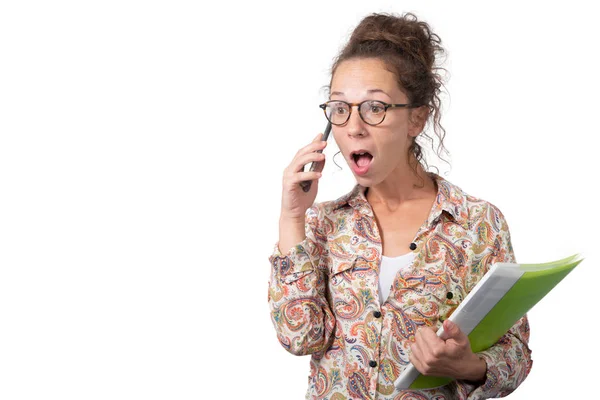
[461,204,534,399]
[267,204,336,356]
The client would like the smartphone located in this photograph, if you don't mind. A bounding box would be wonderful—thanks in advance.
[299,121,332,193]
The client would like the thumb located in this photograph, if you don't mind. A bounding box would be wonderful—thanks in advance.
[439,319,461,341]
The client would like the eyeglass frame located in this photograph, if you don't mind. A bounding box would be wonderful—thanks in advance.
[319,100,421,126]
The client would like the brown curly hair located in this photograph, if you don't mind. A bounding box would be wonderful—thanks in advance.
[328,12,450,181]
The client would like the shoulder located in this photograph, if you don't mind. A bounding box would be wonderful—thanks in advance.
[466,195,510,233]
[311,185,358,216]
[304,186,358,230]
[439,176,510,231]
[466,194,509,229]
[441,178,514,260]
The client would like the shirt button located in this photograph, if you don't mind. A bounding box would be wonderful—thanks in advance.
[369,360,377,368]
[446,292,454,300]
[409,242,417,251]
[373,311,382,318]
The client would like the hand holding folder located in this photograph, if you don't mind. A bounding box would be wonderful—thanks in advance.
[395,253,585,390]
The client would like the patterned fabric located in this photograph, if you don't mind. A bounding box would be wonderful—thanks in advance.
[267,173,533,399]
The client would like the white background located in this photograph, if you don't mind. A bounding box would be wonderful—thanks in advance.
[0,1,598,399]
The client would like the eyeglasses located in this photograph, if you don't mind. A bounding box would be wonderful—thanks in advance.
[319,100,419,126]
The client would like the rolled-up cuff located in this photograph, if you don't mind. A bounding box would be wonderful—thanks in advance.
[270,239,319,282]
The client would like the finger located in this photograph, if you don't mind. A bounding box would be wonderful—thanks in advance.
[439,320,464,342]
[296,136,327,157]
[307,154,327,173]
[311,157,326,173]
[417,326,442,346]
[285,171,322,185]
[413,327,427,350]
[409,343,427,375]
[410,341,423,365]
[290,152,326,173]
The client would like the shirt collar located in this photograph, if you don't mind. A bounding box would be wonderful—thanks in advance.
[331,173,470,229]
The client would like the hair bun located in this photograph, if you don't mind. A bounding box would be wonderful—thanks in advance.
[346,12,442,69]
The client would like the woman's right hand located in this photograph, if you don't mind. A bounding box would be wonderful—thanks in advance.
[280,133,327,221]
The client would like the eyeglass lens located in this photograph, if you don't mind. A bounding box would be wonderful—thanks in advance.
[324,101,386,125]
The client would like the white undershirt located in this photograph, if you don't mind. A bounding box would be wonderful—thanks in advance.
[378,252,416,303]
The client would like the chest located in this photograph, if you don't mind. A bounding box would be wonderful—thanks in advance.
[371,201,433,257]
[326,213,478,327]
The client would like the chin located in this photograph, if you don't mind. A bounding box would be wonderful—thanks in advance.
[354,168,392,188]
[354,174,376,187]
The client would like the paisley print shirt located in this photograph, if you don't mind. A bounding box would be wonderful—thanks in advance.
[268,173,533,399]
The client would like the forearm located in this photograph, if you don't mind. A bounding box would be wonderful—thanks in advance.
[268,206,334,355]
[268,277,334,355]
[268,246,334,356]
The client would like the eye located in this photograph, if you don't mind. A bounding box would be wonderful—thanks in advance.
[369,103,384,114]
[329,102,348,115]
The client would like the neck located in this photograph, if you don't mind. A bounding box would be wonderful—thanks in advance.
[365,159,436,211]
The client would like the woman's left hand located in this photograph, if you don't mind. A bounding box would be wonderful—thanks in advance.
[409,319,487,382]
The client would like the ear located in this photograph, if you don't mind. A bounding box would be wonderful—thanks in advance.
[408,106,429,137]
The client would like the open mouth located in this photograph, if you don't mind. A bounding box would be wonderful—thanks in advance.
[350,151,374,176]
[352,151,374,167]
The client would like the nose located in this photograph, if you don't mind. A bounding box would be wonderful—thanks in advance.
[346,105,368,138]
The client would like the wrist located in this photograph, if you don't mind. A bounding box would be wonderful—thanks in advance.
[278,215,307,255]
[279,215,306,234]
[279,214,305,224]
[461,354,487,383]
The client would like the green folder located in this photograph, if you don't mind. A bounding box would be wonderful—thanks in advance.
[394,253,584,390]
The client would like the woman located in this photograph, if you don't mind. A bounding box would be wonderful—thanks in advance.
[267,12,532,400]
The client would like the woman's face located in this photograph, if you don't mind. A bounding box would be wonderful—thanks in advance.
[330,57,425,187]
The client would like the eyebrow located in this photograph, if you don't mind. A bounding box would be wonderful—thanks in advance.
[330,89,392,98]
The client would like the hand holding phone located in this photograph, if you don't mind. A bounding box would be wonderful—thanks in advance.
[299,121,332,192]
